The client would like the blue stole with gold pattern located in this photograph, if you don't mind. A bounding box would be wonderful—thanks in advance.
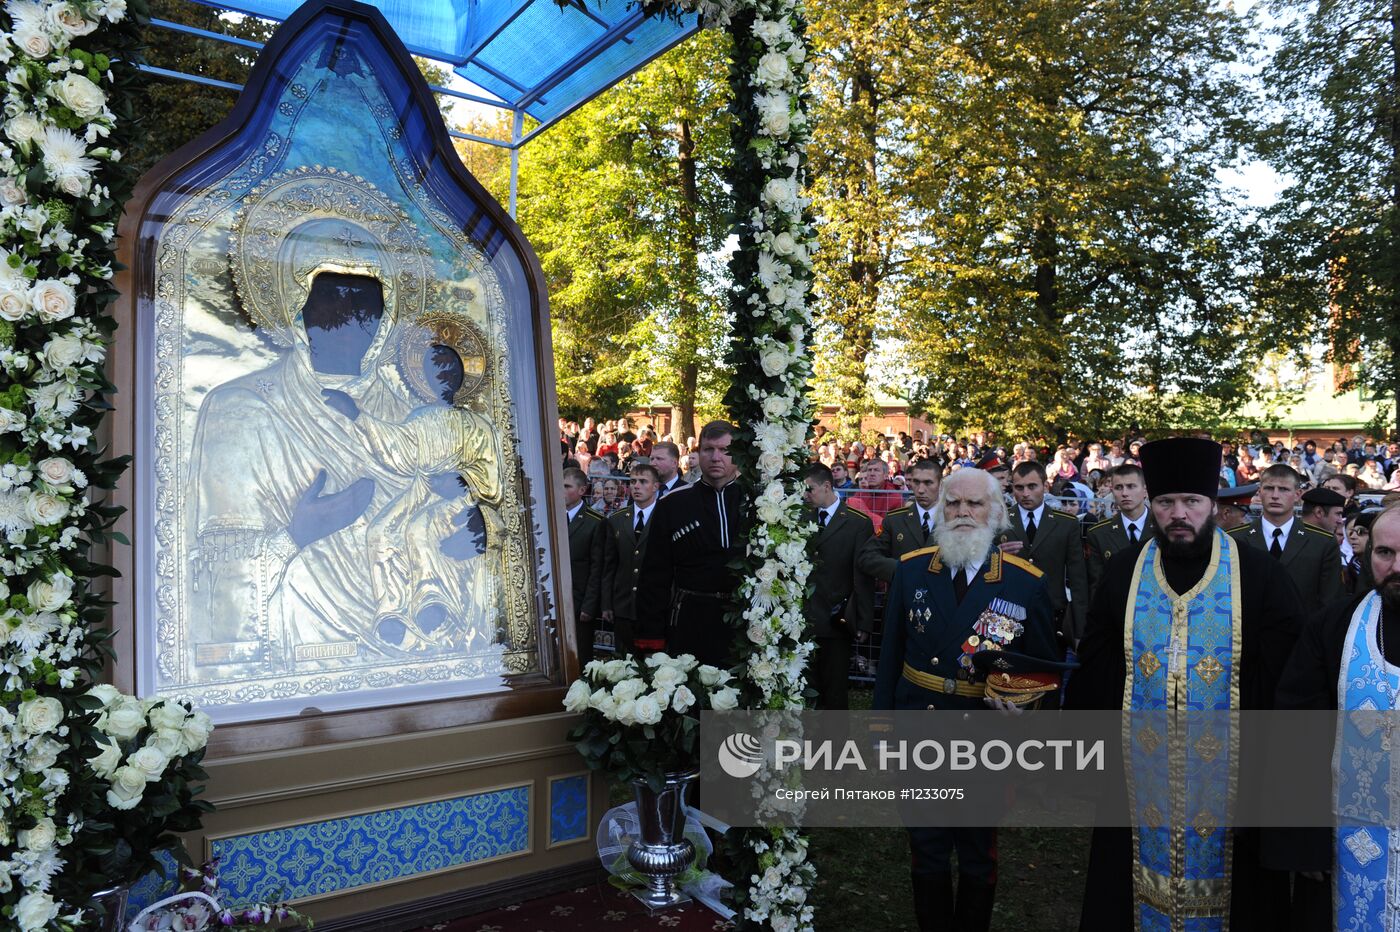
[1334,592,1400,932]
[1122,528,1242,932]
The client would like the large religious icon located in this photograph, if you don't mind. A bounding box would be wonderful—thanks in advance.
[119,2,566,723]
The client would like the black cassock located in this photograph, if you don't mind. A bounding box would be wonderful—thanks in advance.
[1264,592,1400,930]
[1064,542,1305,932]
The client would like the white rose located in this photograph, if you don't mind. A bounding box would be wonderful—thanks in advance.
[102,0,127,21]
[86,683,121,707]
[756,93,791,136]
[632,694,663,725]
[762,177,799,213]
[17,696,63,734]
[106,765,147,810]
[652,665,686,690]
[755,561,779,585]
[26,491,68,525]
[101,696,145,740]
[27,573,73,612]
[748,621,767,643]
[5,113,43,149]
[88,737,121,778]
[51,73,105,119]
[0,287,29,321]
[709,686,740,710]
[30,280,75,323]
[759,346,789,377]
[697,665,729,687]
[613,698,636,726]
[0,176,26,206]
[601,658,636,683]
[49,3,99,37]
[587,688,616,717]
[772,231,798,256]
[761,394,792,420]
[12,26,51,60]
[146,700,188,733]
[758,451,786,475]
[56,171,87,196]
[755,51,794,87]
[611,678,647,702]
[42,332,84,371]
[128,744,170,782]
[752,18,786,45]
[15,892,58,932]
[36,457,74,487]
[179,710,212,753]
[148,728,186,759]
[671,685,696,713]
[18,817,56,852]
[562,678,592,713]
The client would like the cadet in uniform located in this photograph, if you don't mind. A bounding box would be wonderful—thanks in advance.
[1215,482,1258,532]
[1004,461,1090,645]
[1228,463,1344,616]
[637,421,748,667]
[801,463,875,708]
[1085,463,1156,598]
[601,463,660,654]
[874,468,1059,932]
[563,466,605,661]
[858,457,942,582]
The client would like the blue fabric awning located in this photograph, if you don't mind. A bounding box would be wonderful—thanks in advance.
[194,0,700,130]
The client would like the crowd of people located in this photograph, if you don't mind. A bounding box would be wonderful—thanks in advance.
[559,415,1399,932]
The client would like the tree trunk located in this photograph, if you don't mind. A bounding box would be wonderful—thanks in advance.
[1033,214,1064,441]
[1391,0,1400,436]
[675,115,700,442]
[837,65,881,435]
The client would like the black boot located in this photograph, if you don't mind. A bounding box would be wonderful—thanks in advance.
[912,871,954,931]
[953,873,995,932]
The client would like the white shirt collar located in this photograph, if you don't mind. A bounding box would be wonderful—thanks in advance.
[818,500,840,525]
[1122,511,1146,535]
[567,502,584,523]
[634,500,656,524]
[1261,514,1294,542]
[949,564,982,585]
[916,504,936,526]
[1021,503,1044,526]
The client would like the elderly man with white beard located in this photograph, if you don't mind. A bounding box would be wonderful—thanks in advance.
[874,467,1060,932]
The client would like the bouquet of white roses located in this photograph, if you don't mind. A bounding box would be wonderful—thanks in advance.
[563,653,738,791]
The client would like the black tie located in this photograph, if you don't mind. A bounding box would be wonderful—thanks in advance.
[953,569,970,603]
[1128,523,1139,546]
[921,512,932,541]
[635,511,646,540]
[1270,528,1283,559]
[818,509,829,528]
[1025,511,1037,545]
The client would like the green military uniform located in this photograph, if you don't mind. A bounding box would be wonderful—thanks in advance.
[566,504,606,661]
[601,502,655,653]
[1005,505,1090,643]
[803,500,876,709]
[873,544,1059,931]
[1085,513,1156,598]
[1227,518,1344,616]
[857,501,936,583]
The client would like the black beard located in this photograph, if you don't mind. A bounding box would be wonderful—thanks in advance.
[1377,573,1400,613]
[1161,517,1217,562]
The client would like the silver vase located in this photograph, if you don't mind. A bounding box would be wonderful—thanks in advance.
[627,769,698,911]
[90,884,131,932]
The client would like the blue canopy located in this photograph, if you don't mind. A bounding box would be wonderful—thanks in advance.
[193,0,700,131]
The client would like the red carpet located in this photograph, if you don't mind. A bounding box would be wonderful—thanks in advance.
[421,883,736,932]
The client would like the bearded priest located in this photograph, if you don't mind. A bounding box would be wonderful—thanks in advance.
[1065,437,1305,932]
[874,468,1060,932]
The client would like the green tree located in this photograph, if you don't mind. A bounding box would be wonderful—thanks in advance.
[1256,0,1400,434]
[868,0,1261,438]
[513,30,734,434]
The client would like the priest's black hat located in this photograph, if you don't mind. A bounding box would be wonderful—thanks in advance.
[1139,438,1223,499]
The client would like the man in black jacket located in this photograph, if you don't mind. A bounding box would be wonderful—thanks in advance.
[637,421,748,667]
[563,466,605,661]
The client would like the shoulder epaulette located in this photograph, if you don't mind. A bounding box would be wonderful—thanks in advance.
[1001,553,1045,578]
[845,505,873,521]
[1088,516,1117,532]
[583,507,604,520]
[886,504,914,516]
[901,545,939,562]
[1226,523,1252,536]
[1049,510,1078,521]
[1301,521,1336,538]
